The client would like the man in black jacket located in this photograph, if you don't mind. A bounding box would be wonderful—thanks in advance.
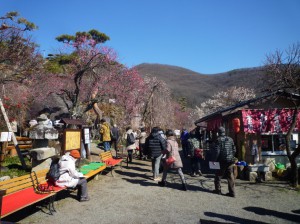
[145,127,166,181]
[111,124,120,153]
[213,126,236,197]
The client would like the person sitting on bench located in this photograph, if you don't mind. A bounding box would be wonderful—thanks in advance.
[55,150,89,202]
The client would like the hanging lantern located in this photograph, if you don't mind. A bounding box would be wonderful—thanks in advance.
[232,117,240,133]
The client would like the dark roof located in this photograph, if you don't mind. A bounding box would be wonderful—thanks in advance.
[194,90,300,125]
[61,118,86,126]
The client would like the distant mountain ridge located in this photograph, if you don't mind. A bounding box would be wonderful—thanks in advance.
[135,63,265,107]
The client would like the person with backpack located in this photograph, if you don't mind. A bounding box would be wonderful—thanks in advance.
[180,128,190,157]
[111,124,120,152]
[145,127,166,181]
[137,127,147,160]
[213,126,236,197]
[187,129,203,177]
[55,150,89,202]
[124,127,136,163]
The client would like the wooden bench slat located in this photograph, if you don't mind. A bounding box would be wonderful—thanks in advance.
[6,145,32,150]
[0,174,31,187]
[4,182,34,194]
[16,137,32,141]
[0,176,32,189]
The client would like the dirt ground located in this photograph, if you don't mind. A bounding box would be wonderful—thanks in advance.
[2,143,300,224]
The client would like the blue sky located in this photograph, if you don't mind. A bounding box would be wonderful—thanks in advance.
[1,0,300,74]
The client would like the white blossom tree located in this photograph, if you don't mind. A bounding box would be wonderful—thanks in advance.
[193,86,256,118]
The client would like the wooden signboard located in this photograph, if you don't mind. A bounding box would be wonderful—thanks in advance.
[63,129,81,153]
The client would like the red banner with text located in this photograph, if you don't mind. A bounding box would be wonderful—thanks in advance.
[242,109,300,133]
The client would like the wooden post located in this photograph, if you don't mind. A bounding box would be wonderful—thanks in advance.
[0,98,27,170]
[0,142,4,162]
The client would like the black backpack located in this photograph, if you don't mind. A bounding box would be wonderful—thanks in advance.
[110,130,116,141]
[46,157,60,184]
[127,133,135,145]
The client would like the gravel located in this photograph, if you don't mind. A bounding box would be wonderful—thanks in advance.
[3,144,300,224]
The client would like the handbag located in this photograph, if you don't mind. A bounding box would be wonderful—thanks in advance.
[194,148,204,159]
[166,156,176,166]
[165,143,176,166]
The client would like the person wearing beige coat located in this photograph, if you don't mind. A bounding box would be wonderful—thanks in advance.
[124,127,136,163]
[158,129,188,191]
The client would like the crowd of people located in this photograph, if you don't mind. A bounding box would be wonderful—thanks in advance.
[55,120,237,202]
[97,121,236,196]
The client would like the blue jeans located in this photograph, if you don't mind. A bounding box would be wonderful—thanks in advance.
[103,141,110,152]
[162,167,186,184]
[151,154,162,179]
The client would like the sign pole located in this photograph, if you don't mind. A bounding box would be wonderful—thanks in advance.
[0,98,27,169]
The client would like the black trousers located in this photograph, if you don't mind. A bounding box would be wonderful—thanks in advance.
[127,149,133,162]
[190,157,201,174]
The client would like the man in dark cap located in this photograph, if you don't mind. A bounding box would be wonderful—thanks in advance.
[213,126,236,197]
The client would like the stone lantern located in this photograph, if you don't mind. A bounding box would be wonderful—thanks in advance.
[29,114,59,171]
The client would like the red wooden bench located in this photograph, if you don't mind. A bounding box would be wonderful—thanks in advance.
[0,162,107,220]
[0,169,65,219]
[100,151,123,176]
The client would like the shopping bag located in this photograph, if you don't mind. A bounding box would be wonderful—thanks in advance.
[166,156,176,166]
[209,161,220,170]
[194,148,204,159]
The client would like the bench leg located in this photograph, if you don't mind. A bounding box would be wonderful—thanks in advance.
[48,194,57,215]
[110,166,114,177]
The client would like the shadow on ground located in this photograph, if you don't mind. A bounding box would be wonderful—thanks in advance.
[204,211,268,224]
[244,206,300,223]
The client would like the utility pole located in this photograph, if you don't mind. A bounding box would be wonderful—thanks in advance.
[0,98,27,169]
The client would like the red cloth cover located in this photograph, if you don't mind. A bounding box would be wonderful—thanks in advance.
[104,158,122,166]
[1,186,64,217]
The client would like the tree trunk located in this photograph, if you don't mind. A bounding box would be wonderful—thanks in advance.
[289,147,300,187]
[285,107,299,187]
[91,92,102,119]
[142,85,157,123]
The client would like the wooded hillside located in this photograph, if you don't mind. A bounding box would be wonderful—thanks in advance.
[135,63,265,107]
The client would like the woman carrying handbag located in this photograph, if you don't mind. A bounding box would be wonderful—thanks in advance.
[158,129,188,191]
